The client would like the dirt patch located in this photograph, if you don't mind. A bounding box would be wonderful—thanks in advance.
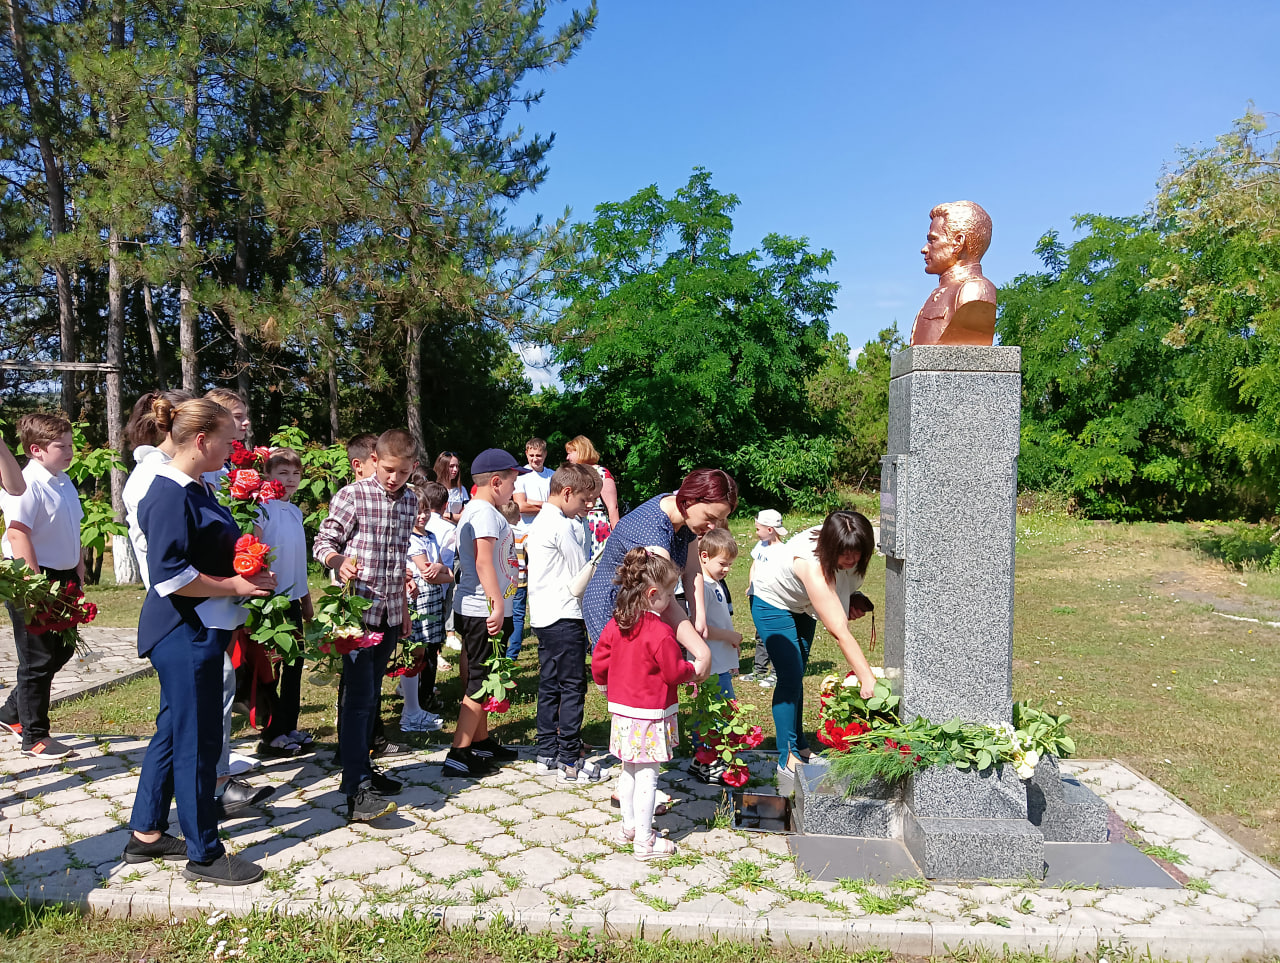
[1154,569,1280,621]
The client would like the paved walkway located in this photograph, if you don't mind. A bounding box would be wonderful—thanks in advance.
[0,735,1276,962]
[0,626,152,706]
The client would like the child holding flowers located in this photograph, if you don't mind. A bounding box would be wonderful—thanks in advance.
[398,486,452,733]
[591,549,708,861]
[252,448,315,756]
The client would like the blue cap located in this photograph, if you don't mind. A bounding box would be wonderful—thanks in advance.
[470,448,530,475]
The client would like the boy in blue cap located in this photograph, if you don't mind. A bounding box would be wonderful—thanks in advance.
[443,448,528,777]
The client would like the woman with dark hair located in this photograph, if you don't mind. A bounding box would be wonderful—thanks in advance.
[581,468,738,672]
[749,510,878,777]
[433,451,468,523]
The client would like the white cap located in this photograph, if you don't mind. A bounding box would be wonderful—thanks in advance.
[756,509,787,537]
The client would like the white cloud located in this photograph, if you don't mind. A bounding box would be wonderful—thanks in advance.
[515,342,562,393]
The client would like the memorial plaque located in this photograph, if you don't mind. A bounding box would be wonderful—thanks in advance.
[879,454,907,559]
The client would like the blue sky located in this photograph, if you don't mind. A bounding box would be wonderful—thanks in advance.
[510,1,1278,384]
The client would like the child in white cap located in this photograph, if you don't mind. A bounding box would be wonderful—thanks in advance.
[742,509,787,686]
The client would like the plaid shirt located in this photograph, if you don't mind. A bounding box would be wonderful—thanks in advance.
[313,476,418,628]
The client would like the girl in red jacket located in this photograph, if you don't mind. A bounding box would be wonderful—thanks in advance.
[592,548,707,860]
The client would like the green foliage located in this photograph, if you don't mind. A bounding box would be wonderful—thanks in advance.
[267,427,351,533]
[548,169,837,504]
[833,877,928,915]
[1188,521,1280,571]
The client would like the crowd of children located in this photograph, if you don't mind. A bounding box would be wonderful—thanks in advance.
[1,404,806,884]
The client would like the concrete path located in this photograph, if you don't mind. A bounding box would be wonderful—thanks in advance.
[0,735,1276,962]
[0,626,152,707]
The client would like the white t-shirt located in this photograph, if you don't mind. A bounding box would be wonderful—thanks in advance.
[513,465,554,528]
[703,578,738,676]
[0,460,83,570]
[124,446,171,588]
[409,529,441,565]
[447,485,470,517]
[258,500,308,601]
[525,502,589,627]
[453,498,517,617]
[425,512,457,568]
[751,526,863,618]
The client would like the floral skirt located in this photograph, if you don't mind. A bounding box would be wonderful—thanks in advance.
[609,712,679,764]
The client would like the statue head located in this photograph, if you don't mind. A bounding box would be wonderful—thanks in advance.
[921,201,992,276]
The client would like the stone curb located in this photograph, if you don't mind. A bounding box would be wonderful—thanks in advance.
[14,887,1262,962]
[49,664,154,709]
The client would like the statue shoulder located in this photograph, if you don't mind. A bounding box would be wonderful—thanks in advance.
[955,275,997,306]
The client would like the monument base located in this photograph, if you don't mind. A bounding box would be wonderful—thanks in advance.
[1027,755,1110,843]
[794,765,903,838]
[904,811,1046,880]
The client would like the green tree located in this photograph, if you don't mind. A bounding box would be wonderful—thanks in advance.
[807,326,904,489]
[549,169,837,504]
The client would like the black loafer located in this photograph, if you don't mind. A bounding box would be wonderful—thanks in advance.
[216,778,274,818]
[182,853,264,885]
[123,832,188,864]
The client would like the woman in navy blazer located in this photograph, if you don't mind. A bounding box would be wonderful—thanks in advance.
[125,398,275,886]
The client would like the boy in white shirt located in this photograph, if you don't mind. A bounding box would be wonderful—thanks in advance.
[254,448,315,757]
[689,526,744,784]
[0,413,84,758]
[525,462,600,783]
[444,448,527,778]
[742,509,786,686]
[508,437,554,659]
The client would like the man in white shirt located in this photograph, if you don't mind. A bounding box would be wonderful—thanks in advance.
[508,437,555,659]
[525,462,600,783]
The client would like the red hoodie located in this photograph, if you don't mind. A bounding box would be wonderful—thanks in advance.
[591,611,696,720]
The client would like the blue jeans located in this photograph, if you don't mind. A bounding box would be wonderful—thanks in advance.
[131,624,229,862]
[750,596,816,769]
[506,586,528,659]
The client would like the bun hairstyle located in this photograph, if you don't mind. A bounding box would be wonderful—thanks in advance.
[151,397,233,448]
[612,547,680,633]
[125,389,194,450]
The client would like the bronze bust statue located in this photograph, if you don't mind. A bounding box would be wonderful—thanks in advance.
[910,201,997,346]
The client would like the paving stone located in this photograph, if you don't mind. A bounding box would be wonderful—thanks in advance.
[395,785,445,811]
[407,844,486,880]
[452,787,518,812]
[1207,868,1280,902]
[591,852,661,888]
[637,876,690,906]
[1147,904,1238,928]
[475,833,526,857]
[686,828,750,855]
[1105,788,1166,813]
[387,830,448,856]
[274,806,349,837]
[676,893,757,919]
[671,856,731,888]
[1184,892,1261,923]
[587,888,652,915]
[434,812,502,843]
[319,840,404,876]
[241,839,319,872]
[1173,838,1248,873]
[524,791,583,815]
[555,836,613,859]
[564,807,613,827]
[311,826,369,852]
[747,834,792,857]
[547,873,603,904]
[460,870,506,900]
[502,847,573,886]
[0,825,65,858]
[364,865,426,892]
[487,804,536,825]
[521,816,585,845]
[734,887,783,914]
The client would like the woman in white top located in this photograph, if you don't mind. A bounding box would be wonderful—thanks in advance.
[433,450,469,523]
[750,511,877,775]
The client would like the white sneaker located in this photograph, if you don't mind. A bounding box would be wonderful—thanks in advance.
[445,633,462,652]
[401,710,442,733]
[437,655,452,670]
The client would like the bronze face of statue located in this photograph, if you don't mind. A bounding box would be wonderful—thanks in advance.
[909,201,997,346]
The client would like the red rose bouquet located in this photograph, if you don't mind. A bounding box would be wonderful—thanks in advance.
[688,676,760,788]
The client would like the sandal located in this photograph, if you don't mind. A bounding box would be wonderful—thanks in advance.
[617,825,636,844]
[259,735,303,759]
[633,831,676,861]
[288,730,314,746]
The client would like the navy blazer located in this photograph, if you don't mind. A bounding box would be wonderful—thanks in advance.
[136,467,239,656]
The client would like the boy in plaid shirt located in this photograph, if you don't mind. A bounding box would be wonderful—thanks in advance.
[401,483,452,732]
[313,429,418,822]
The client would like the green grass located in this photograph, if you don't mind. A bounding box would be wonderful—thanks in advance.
[55,508,1280,864]
[0,905,1238,963]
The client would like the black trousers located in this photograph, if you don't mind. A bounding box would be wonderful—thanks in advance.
[534,617,589,766]
[0,566,79,747]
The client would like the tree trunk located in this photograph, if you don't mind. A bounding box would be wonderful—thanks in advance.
[233,200,252,440]
[178,76,199,393]
[327,343,340,443]
[406,318,423,453]
[141,282,168,388]
[6,0,76,416]
[107,0,139,584]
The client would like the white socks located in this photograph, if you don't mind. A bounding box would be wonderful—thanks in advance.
[619,761,660,834]
[401,674,422,715]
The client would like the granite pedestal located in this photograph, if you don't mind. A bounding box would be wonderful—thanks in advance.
[793,764,904,838]
[1026,753,1110,843]
[880,345,1044,879]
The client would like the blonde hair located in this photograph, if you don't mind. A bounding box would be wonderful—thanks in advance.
[204,387,247,411]
[153,398,233,447]
[566,435,599,466]
[699,526,739,560]
[612,548,679,633]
